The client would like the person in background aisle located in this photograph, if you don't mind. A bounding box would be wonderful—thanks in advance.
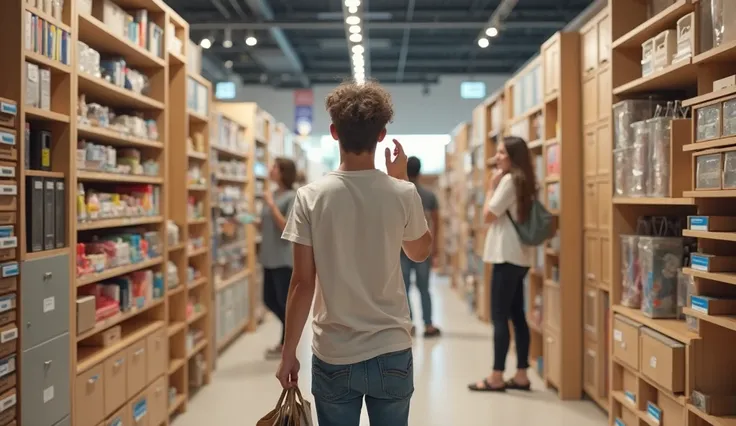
[469,136,535,393]
[403,156,441,338]
[261,157,298,360]
[275,80,433,426]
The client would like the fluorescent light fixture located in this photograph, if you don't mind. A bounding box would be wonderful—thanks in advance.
[245,36,257,46]
[345,15,360,25]
[349,25,361,34]
[352,44,364,54]
[345,0,360,6]
[478,37,489,48]
[200,37,212,49]
[486,27,499,37]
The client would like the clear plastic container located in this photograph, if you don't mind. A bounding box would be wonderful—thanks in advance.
[696,104,721,141]
[677,270,695,319]
[613,100,655,149]
[647,117,673,197]
[614,147,632,197]
[710,0,736,47]
[639,236,684,318]
[723,99,736,137]
[630,121,650,196]
[723,151,736,188]
[642,38,655,77]
[653,30,677,71]
[621,235,642,309]
[674,13,695,63]
[695,152,723,190]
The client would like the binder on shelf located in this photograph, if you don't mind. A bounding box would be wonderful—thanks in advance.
[25,176,43,252]
[43,178,55,250]
[29,128,51,171]
[54,179,65,248]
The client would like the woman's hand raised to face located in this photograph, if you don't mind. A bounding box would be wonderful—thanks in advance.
[385,139,408,181]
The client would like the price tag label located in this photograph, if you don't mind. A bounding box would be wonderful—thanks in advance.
[650,356,657,369]
[43,297,55,313]
[613,330,622,342]
[43,386,54,403]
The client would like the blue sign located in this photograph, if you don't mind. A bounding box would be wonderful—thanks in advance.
[295,105,313,136]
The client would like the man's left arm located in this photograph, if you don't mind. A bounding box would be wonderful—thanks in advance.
[429,194,440,258]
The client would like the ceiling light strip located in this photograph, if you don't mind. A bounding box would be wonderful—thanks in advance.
[476,0,518,49]
[342,0,367,83]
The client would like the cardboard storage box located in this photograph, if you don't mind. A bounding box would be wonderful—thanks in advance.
[76,295,96,334]
[688,215,736,232]
[0,128,17,162]
[691,390,736,416]
[691,253,736,272]
[105,404,131,426]
[0,182,17,212]
[0,99,16,129]
[691,295,736,315]
[0,324,17,358]
[0,387,16,425]
[613,314,641,370]
[79,325,121,347]
[639,328,685,393]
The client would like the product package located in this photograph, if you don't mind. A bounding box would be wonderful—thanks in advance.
[613,100,655,149]
[696,104,721,142]
[621,235,641,308]
[639,236,684,318]
[695,152,723,190]
[630,121,650,196]
[647,117,673,197]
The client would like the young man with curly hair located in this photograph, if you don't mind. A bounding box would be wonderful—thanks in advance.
[276,80,432,426]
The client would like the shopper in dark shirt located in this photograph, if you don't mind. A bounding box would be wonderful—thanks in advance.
[402,156,441,337]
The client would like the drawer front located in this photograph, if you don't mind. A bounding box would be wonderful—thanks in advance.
[584,180,598,229]
[597,124,612,177]
[597,14,610,65]
[146,329,167,380]
[581,24,598,75]
[584,287,598,341]
[543,284,561,332]
[584,233,600,287]
[620,403,638,426]
[105,405,131,426]
[53,415,71,426]
[640,332,685,393]
[75,364,105,426]
[583,341,599,396]
[20,254,70,349]
[544,331,561,386]
[130,391,149,426]
[597,180,611,231]
[21,332,70,426]
[127,339,148,398]
[659,392,686,426]
[612,318,640,370]
[597,69,612,122]
[583,77,598,126]
[584,130,597,178]
[147,376,167,426]
[103,351,127,416]
[600,236,611,286]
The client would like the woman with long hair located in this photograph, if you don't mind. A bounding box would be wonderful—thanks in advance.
[261,157,298,359]
[469,136,536,392]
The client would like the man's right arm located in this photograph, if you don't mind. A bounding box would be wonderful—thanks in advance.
[402,188,432,262]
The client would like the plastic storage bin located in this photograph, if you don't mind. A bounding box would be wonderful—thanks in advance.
[696,104,721,141]
[653,30,677,71]
[723,151,736,188]
[695,152,723,190]
[677,270,694,319]
[621,235,642,309]
[614,147,632,197]
[674,13,696,63]
[710,0,736,47]
[642,38,655,77]
[639,236,684,318]
[630,121,650,196]
[614,100,655,149]
[647,117,673,197]
[723,99,736,137]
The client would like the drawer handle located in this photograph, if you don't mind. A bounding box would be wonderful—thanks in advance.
[44,360,52,368]
[114,359,124,368]
[88,376,99,384]
[134,348,145,356]
[156,386,163,394]
[588,290,596,297]
[587,349,596,357]
[587,273,595,280]
[546,337,553,343]
[43,272,52,280]
[620,342,627,349]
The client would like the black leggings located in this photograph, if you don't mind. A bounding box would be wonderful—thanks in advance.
[491,262,530,372]
[263,267,292,345]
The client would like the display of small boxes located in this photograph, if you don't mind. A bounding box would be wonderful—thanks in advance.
[723,150,736,188]
[723,99,736,137]
[641,38,655,77]
[25,63,39,108]
[691,295,736,315]
[0,100,16,130]
[92,0,127,38]
[0,128,16,163]
[673,13,695,63]
[689,215,736,231]
[696,103,721,141]
[694,152,722,189]
[652,30,676,71]
[690,253,736,272]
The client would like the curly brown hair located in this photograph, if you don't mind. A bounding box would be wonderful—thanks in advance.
[274,157,297,189]
[325,79,394,154]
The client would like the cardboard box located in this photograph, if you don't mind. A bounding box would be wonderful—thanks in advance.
[714,75,736,92]
[692,390,736,416]
[691,295,736,315]
[0,100,16,129]
[25,63,39,108]
[92,0,127,38]
[0,128,17,163]
[690,253,736,272]
[76,295,96,333]
[0,263,17,295]
[0,324,16,359]
[39,69,50,111]
[80,325,121,347]
[688,215,736,232]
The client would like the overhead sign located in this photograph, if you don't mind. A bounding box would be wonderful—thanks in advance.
[294,89,314,136]
[460,81,486,99]
[215,81,236,100]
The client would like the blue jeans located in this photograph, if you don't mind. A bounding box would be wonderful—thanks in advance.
[400,252,433,325]
[312,349,414,426]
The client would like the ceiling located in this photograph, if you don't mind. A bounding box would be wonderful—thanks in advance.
[165,0,595,88]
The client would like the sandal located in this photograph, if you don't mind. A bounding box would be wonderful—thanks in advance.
[468,378,506,392]
[505,379,531,391]
[423,326,441,338]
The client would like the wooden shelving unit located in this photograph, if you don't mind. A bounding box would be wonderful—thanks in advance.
[446,123,470,299]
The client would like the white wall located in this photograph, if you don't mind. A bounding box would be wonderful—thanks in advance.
[227,75,509,135]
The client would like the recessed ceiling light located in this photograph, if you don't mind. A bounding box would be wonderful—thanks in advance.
[486,27,499,37]
[345,0,360,6]
[223,39,233,48]
[345,15,360,25]
[224,60,233,69]
[349,25,361,34]
[245,36,258,46]
[352,44,364,54]
[349,33,362,43]
[348,5,358,13]
[478,37,490,48]
[200,38,212,49]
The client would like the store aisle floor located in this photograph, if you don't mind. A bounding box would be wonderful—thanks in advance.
[173,275,607,426]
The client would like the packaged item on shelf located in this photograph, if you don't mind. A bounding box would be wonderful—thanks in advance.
[26,176,43,252]
[614,100,655,149]
[189,352,206,387]
[546,143,560,176]
[630,121,650,196]
[187,164,206,185]
[188,196,204,220]
[25,63,39,108]
[167,220,180,246]
[695,152,723,190]
[696,103,721,141]
[710,0,736,47]
[613,147,632,197]
[641,38,655,77]
[723,99,736,137]
[652,30,677,71]
[723,151,736,188]
[639,236,683,318]
[647,117,672,197]
[691,295,736,315]
[621,235,642,308]
[77,41,102,77]
[674,13,696,63]
[691,390,736,416]
[0,100,16,130]
[167,261,179,289]
[167,22,183,55]
[29,127,52,171]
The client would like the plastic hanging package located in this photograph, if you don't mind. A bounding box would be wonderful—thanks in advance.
[613,147,632,197]
[620,235,642,309]
[677,269,695,319]
[613,100,655,149]
[647,117,673,197]
[639,236,684,318]
[630,121,650,196]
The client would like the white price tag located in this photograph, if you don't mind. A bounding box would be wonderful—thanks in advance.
[0,328,17,343]
[650,356,657,369]
[43,386,54,403]
[0,299,11,313]
[43,297,55,313]
[613,330,623,342]
[0,393,15,411]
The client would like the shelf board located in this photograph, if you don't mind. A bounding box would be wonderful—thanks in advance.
[611,0,693,50]
[188,109,209,123]
[78,73,165,110]
[78,124,164,149]
[168,358,185,375]
[167,321,186,337]
[169,393,186,416]
[683,136,736,152]
[545,175,560,184]
[188,246,208,257]
[612,305,698,343]
[77,257,163,287]
[169,242,186,252]
[683,86,736,108]
[683,229,736,242]
[188,184,207,191]
[187,339,208,359]
[188,276,207,290]
[77,215,163,231]
[215,269,251,291]
[187,308,207,325]
[694,39,736,65]
[527,139,544,150]
[187,217,208,225]
[77,298,164,341]
[24,50,72,74]
[688,404,736,426]
[214,174,248,184]
[187,150,207,160]
[544,279,559,288]
[77,170,163,184]
[168,285,185,297]
[25,170,64,178]
[612,59,697,96]
[78,320,164,373]
[612,197,694,205]
[168,51,186,65]
[683,307,736,333]
[682,267,736,286]
[683,190,736,198]
[25,107,70,123]
[24,4,72,32]
[211,144,248,160]
[25,247,70,261]
[78,14,165,68]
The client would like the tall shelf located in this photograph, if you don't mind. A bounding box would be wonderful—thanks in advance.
[446,123,470,299]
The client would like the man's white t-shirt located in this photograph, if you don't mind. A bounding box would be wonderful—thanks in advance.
[281,169,429,365]
[482,174,533,267]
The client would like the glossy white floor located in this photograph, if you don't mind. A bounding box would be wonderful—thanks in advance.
[173,275,607,426]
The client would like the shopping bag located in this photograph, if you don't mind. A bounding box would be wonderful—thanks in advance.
[256,387,313,426]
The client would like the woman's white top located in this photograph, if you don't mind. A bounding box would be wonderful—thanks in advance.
[482,174,533,267]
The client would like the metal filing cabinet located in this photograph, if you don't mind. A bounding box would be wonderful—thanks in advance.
[21,332,70,426]
[20,254,70,350]
[53,415,71,426]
